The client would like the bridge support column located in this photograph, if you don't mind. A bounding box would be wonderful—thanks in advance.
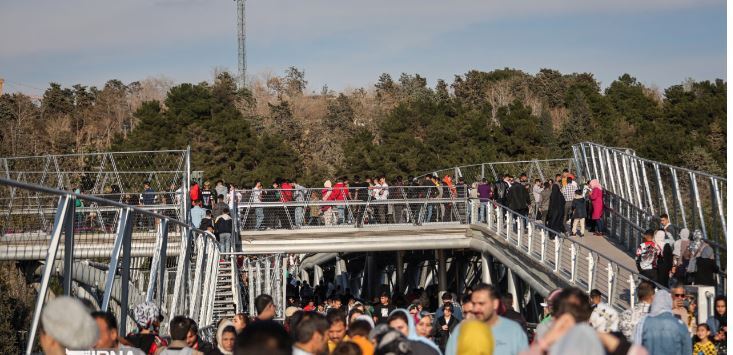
[507,269,519,312]
[365,252,375,300]
[396,251,404,295]
[481,252,492,284]
[437,250,447,298]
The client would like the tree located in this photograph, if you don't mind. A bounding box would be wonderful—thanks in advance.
[284,66,307,96]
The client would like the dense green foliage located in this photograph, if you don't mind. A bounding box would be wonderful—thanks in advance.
[0,68,726,185]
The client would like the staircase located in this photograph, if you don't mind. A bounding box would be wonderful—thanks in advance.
[211,258,238,321]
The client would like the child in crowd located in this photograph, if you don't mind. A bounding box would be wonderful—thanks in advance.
[694,323,717,355]
[570,189,587,237]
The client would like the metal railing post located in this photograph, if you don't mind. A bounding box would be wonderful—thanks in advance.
[553,237,560,273]
[101,208,132,311]
[570,243,577,283]
[62,197,76,295]
[671,169,687,228]
[629,274,636,308]
[170,226,191,318]
[607,262,616,306]
[118,209,134,335]
[587,252,596,292]
[158,220,169,308]
[190,235,205,319]
[689,172,708,239]
[540,229,547,263]
[25,195,72,355]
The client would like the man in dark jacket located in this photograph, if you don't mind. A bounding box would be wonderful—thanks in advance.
[506,175,530,217]
[215,208,233,252]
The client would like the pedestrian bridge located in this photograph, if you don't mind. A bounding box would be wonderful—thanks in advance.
[0,142,726,354]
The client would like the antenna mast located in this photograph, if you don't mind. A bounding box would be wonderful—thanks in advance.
[236,0,246,89]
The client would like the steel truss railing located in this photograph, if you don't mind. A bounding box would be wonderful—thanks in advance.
[573,142,727,273]
[229,253,287,320]
[0,177,228,355]
[477,201,658,311]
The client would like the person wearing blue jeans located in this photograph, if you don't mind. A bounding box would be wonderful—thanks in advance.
[215,208,233,252]
[219,233,231,252]
[255,207,264,229]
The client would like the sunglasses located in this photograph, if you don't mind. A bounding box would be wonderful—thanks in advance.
[673,293,686,298]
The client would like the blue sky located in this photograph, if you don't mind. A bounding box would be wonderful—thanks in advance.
[0,0,725,95]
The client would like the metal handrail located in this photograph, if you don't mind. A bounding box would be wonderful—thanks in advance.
[479,201,666,310]
[0,177,221,355]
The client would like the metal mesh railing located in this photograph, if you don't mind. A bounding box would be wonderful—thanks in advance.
[0,150,189,195]
[0,177,221,355]
[417,159,575,184]
[234,186,469,230]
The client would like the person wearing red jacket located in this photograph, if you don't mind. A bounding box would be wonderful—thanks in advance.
[333,177,348,224]
[189,181,200,206]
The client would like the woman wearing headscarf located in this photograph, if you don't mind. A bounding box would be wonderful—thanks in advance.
[207,319,235,355]
[545,184,566,238]
[444,320,494,355]
[636,290,692,355]
[653,230,673,287]
[387,309,442,355]
[689,230,717,286]
[671,228,690,282]
[588,179,604,236]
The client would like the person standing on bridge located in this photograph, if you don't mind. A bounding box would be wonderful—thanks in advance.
[561,177,578,227]
[545,183,566,237]
[588,179,605,236]
[252,180,265,230]
[478,178,492,223]
[190,199,205,228]
[636,229,661,283]
[539,181,551,222]
[507,174,531,219]
[215,207,233,252]
[659,214,677,241]
[654,230,674,287]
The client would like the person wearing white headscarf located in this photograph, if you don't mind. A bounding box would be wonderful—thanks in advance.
[388,309,442,355]
[635,290,692,355]
[687,229,717,286]
[211,319,235,355]
[654,230,673,287]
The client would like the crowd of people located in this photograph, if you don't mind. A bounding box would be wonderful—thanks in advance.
[37,278,727,355]
[179,168,600,234]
